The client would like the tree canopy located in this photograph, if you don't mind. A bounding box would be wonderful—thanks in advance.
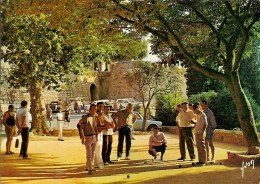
[124,61,186,131]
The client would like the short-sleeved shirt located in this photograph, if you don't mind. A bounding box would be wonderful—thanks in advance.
[81,114,97,136]
[102,113,114,135]
[56,112,64,121]
[176,110,195,127]
[16,108,29,128]
[149,132,167,149]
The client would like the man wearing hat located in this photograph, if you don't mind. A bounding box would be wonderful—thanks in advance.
[176,102,196,161]
[148,126,167,161]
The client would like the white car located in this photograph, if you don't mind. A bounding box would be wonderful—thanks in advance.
[133,111,162,131]
[111,111,162,131]
[116,98,142,109]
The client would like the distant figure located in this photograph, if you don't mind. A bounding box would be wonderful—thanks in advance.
[148,126,167,161]
[113,101,119,111]
[46,104,53,128]
[3,105,16,155]
[74,99,81,114]
[16,100,31,159]
[64,105,71,128]
[176,104,182,112]
[57,99,63,110]
[200,100,217,163]
[56,108,65,141]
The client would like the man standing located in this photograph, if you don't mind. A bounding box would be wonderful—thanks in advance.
[16,101,30,159]
[102,105,115,165]
[79,104,98,174]
[148,126,167,161]
[192,104,207,166]
[200,100,217,163]
[94,102,106,169]
[113,103,136,160]
[56,107,65,141]
[176,102,196,161]
[3,105,16,155]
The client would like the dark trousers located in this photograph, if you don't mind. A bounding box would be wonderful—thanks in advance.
[102,135,113,163]
[148,143,167,159]
[20,127,29,157]
[117,126,132,158]
[179,127,195,159]
[77,124,81,138]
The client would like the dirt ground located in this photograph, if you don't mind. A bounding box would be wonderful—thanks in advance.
[1,133,260,184]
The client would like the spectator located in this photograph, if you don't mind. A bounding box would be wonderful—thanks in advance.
[102,105,115,165]
[46,104,53,128]
[79,104,98,175]
[94,102,106,169]
[64,105,71,128]
[3,105,16,155]
[16,101,30,159]
[200,100,217,163]
[176,102,196,161]
[192,104,207,166]
[56,108,65,141]
[113,103,137,161]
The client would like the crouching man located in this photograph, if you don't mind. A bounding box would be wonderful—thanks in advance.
[148,126,167,161]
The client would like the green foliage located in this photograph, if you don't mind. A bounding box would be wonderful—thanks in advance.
[155,93,187,126]
[186,67,226,96]
[2,14,73,89]
[256,121,260,133]
[244,88,260,121]
[124,61,187,131]
[239,26,260,104]
[189,89,260,130]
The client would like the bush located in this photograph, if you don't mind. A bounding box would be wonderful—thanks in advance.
[256,121,260,133]
[155,93,186,126]
[189,88,260,130]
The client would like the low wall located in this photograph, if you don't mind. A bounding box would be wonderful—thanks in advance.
[162,126,260,146]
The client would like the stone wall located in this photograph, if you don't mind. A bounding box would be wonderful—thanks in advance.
[163,126,260,146]
[96,61,141,101]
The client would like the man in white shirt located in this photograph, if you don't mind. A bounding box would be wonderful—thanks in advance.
[148,126,167,161]
[16,101,30,159]
[102,105,115,165]
[56,107,64,141]
[176,102,196,161]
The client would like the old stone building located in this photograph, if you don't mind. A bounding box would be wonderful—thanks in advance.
[61,61,141,102]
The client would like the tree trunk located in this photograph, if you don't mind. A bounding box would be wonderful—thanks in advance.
[141,101,147,132]
[29,78,49,135]
[226,72,259,154]
[142,107,148,132]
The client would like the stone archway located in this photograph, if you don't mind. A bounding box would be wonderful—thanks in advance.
[90,83,97,101]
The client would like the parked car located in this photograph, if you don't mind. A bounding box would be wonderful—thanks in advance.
[50,101,59,112]
[116,98,142,109]
[94,99,114,106]
[133,111,162,131]
[111,111,162,131]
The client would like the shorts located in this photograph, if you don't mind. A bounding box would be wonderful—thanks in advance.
[5,126,16,137]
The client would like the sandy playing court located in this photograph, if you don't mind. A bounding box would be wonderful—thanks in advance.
[1,133,259,184]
